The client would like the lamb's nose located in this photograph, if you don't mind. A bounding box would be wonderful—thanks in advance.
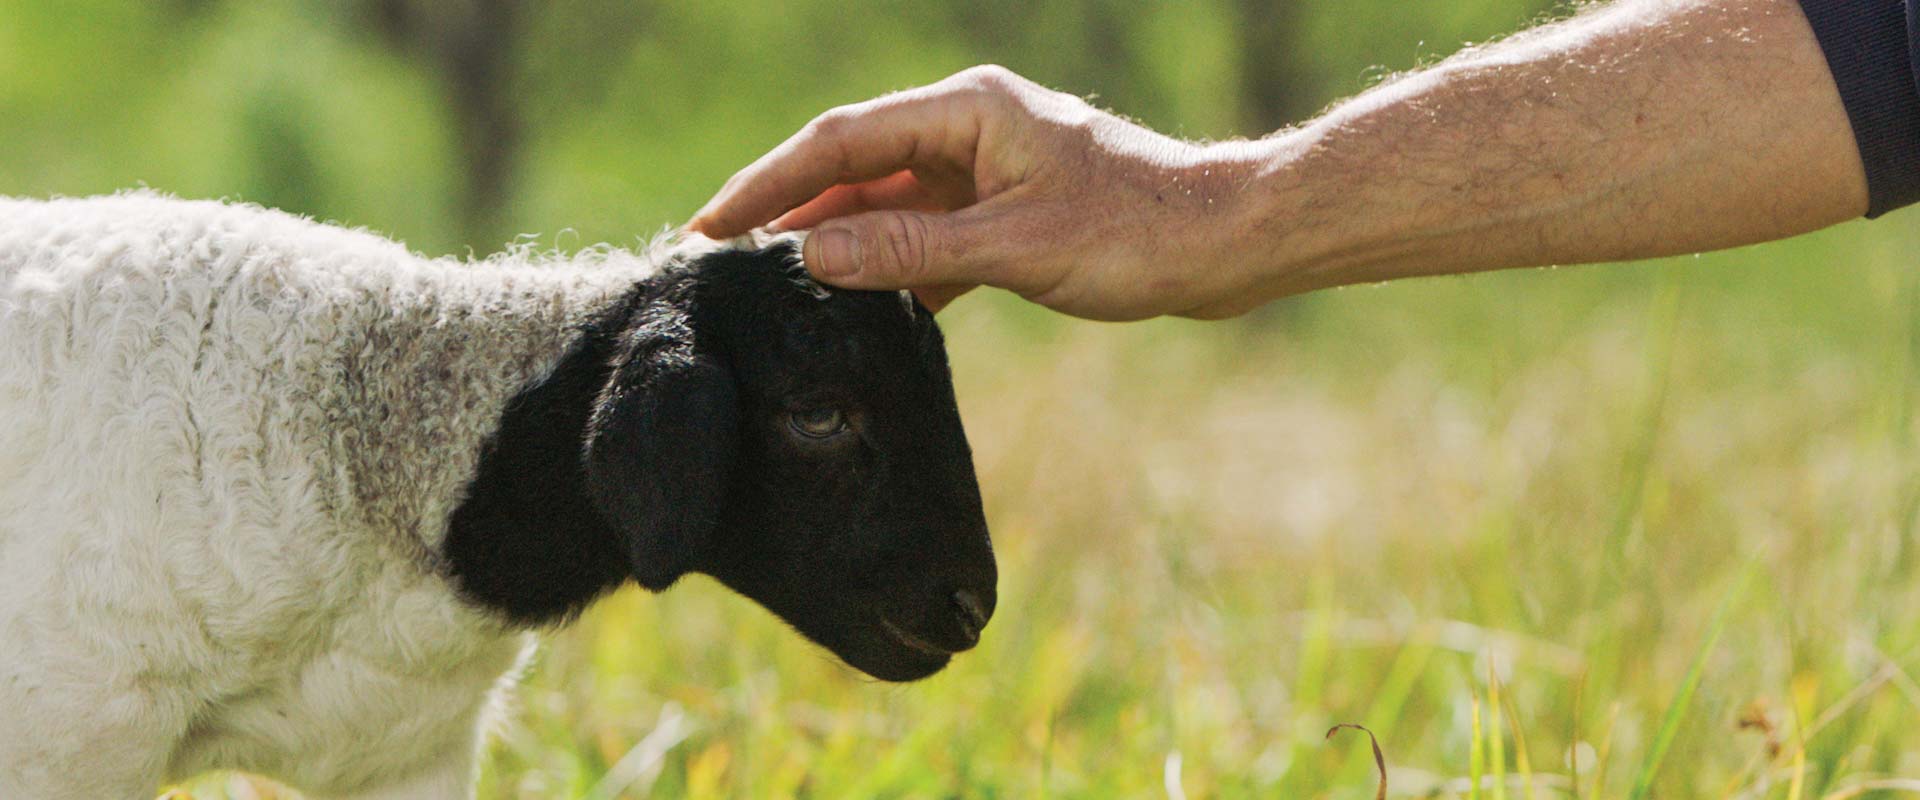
[951,588,994,644]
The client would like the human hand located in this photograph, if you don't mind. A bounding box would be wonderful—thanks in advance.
[688,66,1274,320]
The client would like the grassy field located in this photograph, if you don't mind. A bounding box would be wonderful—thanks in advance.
[163,219,1920,798]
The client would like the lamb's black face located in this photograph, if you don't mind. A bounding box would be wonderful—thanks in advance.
[585,243,996,682]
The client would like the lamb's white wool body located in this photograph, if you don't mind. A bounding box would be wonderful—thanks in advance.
[0,192,680,798]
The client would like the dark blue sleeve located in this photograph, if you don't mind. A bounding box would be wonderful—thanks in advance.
[1797,0,1920,217]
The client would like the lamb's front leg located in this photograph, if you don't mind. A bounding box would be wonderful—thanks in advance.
[0,682,181,800]
[0,756,167,800]
[324,752,477,800]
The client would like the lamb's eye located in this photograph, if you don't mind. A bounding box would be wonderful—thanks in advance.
[788,408,848,439]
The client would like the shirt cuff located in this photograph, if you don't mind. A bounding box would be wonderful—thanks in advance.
[1799,0,1920,217]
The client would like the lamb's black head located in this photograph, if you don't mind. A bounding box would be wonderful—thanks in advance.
[584,241,996,682]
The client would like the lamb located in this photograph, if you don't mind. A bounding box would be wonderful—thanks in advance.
[0,191,997,799]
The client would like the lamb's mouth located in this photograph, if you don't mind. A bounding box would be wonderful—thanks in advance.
[880,617,955,657]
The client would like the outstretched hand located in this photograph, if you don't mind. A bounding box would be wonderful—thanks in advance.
[688,66,1270,320]
[693,0,1869,321]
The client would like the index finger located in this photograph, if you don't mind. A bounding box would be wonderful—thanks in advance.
[688,81,990,238]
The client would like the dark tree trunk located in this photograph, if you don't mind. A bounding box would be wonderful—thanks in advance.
[1234,0,1315,133]
[363,0,522,249]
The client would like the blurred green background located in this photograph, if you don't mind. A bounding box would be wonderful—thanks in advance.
[8,0,1920,797]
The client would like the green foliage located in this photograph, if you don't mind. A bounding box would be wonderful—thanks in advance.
[10,1,1920,797]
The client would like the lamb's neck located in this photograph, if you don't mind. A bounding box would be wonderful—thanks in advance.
[438,280,652,626]
[326,255,647,617]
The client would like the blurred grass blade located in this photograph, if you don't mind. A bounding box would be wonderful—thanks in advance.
[1505,695,1535,800]
[1820,778,1920,799]
[1591,702,1621,800]
[1627,564,1755,800]
[1787,747,1806,800]
[1570,676,1584,800]
[1470,696,1485,800]
[1606,269,1684,570]
[1325,724,1386,800]
[582,703,691,800]
[1163,750,1187,800]
[1489,657,1508,800]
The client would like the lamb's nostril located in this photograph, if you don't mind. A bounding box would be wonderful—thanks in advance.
[951,588,992,642]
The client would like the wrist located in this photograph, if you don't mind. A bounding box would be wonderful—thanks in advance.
[1189,135,1343,312]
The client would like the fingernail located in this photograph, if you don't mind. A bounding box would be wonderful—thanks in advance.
[688,200,725,231]
[809,228,860,278]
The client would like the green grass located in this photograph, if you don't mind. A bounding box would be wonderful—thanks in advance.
[162,220,1920,799]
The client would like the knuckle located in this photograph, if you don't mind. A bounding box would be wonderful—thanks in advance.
[955,64,1020,93]
[873,214,937,280]
[805,108,857,140]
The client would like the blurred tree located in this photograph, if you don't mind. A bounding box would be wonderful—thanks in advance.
[1234,0,1317,129]
[938,0,1317,135]
[940,0,1164,125]
[240,83,324,216]
[0,0,1571,250]
[355,0,523,246]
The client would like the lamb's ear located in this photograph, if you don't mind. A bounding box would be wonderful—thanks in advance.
[583,321,739,591]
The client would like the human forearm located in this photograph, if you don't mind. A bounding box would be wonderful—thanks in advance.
[1227,0,1866,303]
[690,0,1880,320]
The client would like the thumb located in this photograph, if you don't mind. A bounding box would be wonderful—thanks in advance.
[802,210,994,290]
